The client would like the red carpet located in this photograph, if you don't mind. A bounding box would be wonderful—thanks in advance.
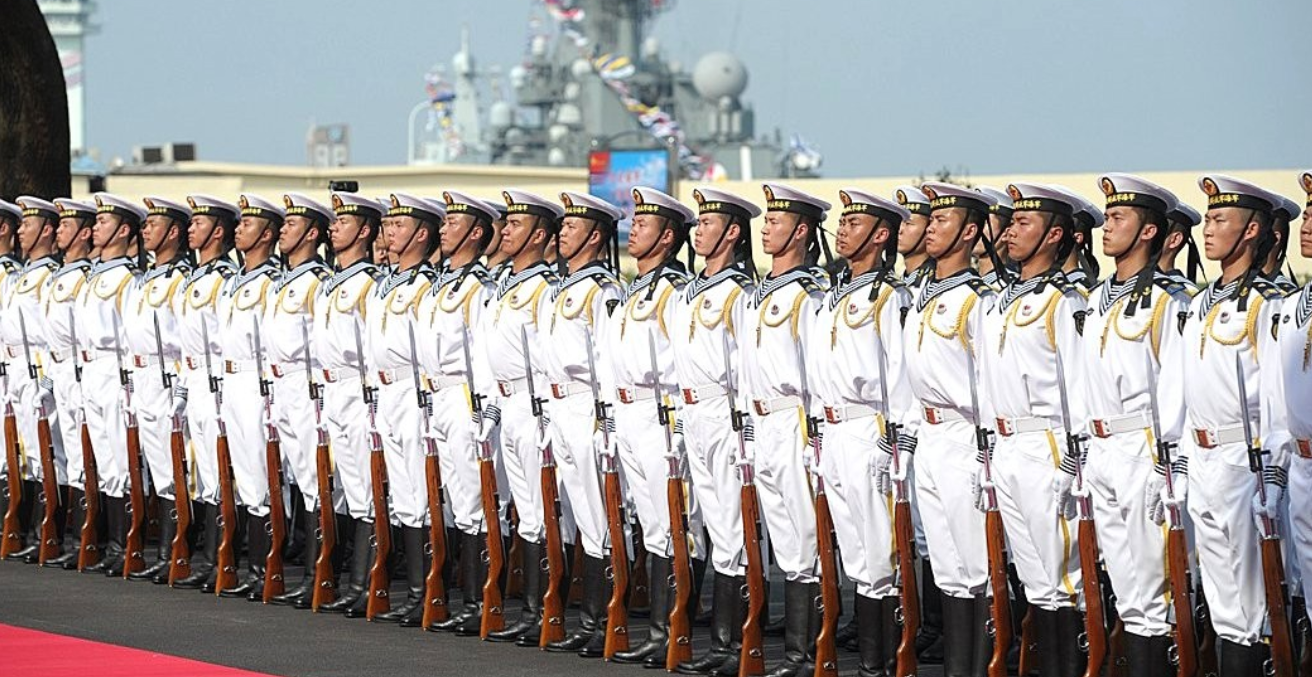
[0,623,278,677]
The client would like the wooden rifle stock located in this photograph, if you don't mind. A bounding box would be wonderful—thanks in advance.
[814,491,841,677]
[985,511,1012,677]
[739,482,766,677]
[1262,537,1295,677]
[893,493,919,677]
[603,466,629,657]
[37,411,60,564]
[667,474,694,670]
[540,459,567,645]
[569,538,586,607]
[631,535,650,611]
[123,418,147,577]
[367,439,392,620]
[214,426,239,594]
[1196,582,1218,677]
[0,403,19,557]
[506,505,524,599]
[167,416,192,585]
[479,452,506,637]
[311,437,338,610]
[421,451,449,627]
[78,418,101,570]
[1019,607,1038,676]
[1078,517,1107,677]
[262,431,287,602]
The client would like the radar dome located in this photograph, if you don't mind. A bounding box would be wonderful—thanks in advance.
[693,52,748,101]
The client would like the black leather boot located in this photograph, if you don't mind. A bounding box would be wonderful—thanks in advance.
[613,554,671,664]
[548,552,607,653]
[40,486,72,568]
[433,531,479,632]
[577,553,613,658]
[131,499,175,582]
[271,507,320,608]
[678,572,738,673]
[7,480,38,562]
[711,575,749,677]
[854,595,887,677]
[1123,632,1171,677]
[1219,638,1268,676]
[53,488,87,570]
[379,526,427,625]
[336,519,376,617]
[514,539,550,647]
[939,594,975,677]
[453,531,492,636]
[92,495,127,577]
[762,580,815,677]
[969,594,992,677]
[220,513,265,599]
[176,503,216,589]
[1055,607,1086,677]
[284,490,307,566]
[916,557,944,663]
[488,540,543,643]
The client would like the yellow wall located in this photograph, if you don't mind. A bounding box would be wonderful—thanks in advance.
[88,162,1310,278]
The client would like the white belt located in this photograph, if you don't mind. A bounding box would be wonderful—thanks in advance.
[995,415,1057,437]
[320,367,358,383]
[921,406,966,425]
[823,403,877,424]
[377,369,408,386]
[271,360,308,378]
[550,382,590,399]
[83,347,120,363]
[752,395,801,417]
[497,378,527,397]
[617,386,655,404]
[1192,425,1246,449]
[427,374,465,392]
[681,384,725,405]
[1089,412,1150,438]
[223,359,258,374]
[48,348,77,364]
[132,354,160,368]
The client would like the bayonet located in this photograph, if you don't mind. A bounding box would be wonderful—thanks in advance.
[647,331,675,457]
[153,311,173,392]
[18,311,36,381]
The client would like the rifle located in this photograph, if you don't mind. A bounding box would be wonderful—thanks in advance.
[874,328,917,677]
[21,312,61,564]
[521,325,566,646]
[965,343,1013,677]
[507,505,525,600]
[650,331,694,670]
[253,317,286,602]
[304,317,337,610]
[1144,352,1197,677]
[71,306,100,570]
[356,320,391,620]
[203,319,239,594]
[1,350,21,558]
[721,330,765,677]
[1237,355,1294,677]
[412,325,448,628]
[792,335,839,677]
[156,312,192,585]
[462,325,505,637]
[583,328,628,657]
[1054,347,1106,677]
[112,309,147,577]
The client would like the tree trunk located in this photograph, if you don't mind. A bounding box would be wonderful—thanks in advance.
[0,0,71,198]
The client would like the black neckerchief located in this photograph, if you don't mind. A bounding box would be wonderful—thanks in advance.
[376,262,432,298]
[551,259,616,300]
[56,258,92,279]
[750,264,819,308]
[684,264,752,304]
[142,256,193,285]
[275,257,329,294]
[627,261,689,300]
[224,259,279,295]
[322,259,378,296]
[89,256,135,279]
[435,261,491,295]
[496,261,553,300]
[828,269,882,310]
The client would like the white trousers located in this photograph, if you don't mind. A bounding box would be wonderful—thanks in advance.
[683,397,746,577]
[82,360,127,498]
[272,371,323,510]
[914,419,990,599]
[993,429,1082,610]
[614,397,705,561]
[377,380,426,528]
[1291,456,1312,603]
[1188,445,1267,646]
[323,375,370,520]
[134,370,177,500]
[753,409,817,583]
[822,417,896,599]
[50,361,83,486]
[431,385,484,535]
[1085,431,1171,638]
[545,393,608,558]
[499,392,549,543]
[183,369,221,505]
[221,372,269,516]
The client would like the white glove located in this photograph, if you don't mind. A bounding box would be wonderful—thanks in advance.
[873,436,894,496]
[734,419,758,479]
[35,375,55,414]
[593,427,619,469]
[1252,466,1286,537]
[1052,471,1076,520]
[1144,472,1168,526]
[475,404,501,445]
[889,433,915,484]
[669,430,688,470]
[970,464,994,513]
[171,383,188,420]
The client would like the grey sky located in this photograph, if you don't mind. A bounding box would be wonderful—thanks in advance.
[83,0,1311,178]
